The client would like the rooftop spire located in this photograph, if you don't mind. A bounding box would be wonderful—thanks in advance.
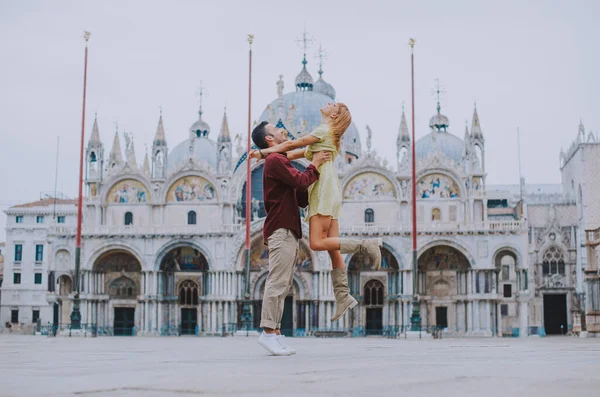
[109,125,123,164]
[143,148,150,176]
[218,107,231,142]
[154,109,167,146]
[399,106,410,142]
[471,103,483,139]
[90,113,100,143]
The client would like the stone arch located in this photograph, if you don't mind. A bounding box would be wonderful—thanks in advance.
[162,170,219,202]
[342,170,398,201]
[164,174,218,203]
[491,246,522,269]
[252,271,307,301]
[155,240,212,272]
[417,243,471,271]
[92,249,142,273]
[416,171,462,199]
[87,243,144,272]
[104,176,152,204]
[57,274,73,296]
[418,239,475,268]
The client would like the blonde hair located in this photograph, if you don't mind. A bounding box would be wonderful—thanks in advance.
[330,102,351,151]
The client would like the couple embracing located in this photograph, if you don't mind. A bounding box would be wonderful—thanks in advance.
[249,102,381,356]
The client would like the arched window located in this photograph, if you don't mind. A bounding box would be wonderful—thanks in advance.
[542,246,565,275]
[188,211,197,225]
[364,279,384,306]
[124,212,133,226]
[90,152,97,162]
[179,280,199,305]
[432,208,441,221]
[109,276,136,298]
[364,208,374,223]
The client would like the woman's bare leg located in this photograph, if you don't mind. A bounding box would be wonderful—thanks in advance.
[309,215,341,252]
[327,219,345,270]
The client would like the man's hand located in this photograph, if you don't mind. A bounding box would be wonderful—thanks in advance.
[311,151,332,168]
[249,150,262,160]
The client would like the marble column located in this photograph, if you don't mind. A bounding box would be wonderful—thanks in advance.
[473,300,480,331]
[467,301,473,333]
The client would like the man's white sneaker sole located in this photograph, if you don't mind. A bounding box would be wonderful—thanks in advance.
[258,337,292,356]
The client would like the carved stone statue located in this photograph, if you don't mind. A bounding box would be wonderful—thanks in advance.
[277,75,284,99]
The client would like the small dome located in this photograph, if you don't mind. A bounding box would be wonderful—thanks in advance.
[189,116,210,138]
[429,113,450,131]
[314,77,336,100]
[295,62,314,91]
[416,131,464,164]
[168,137,217,174]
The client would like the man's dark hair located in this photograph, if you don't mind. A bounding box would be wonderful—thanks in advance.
[252,121,269,149]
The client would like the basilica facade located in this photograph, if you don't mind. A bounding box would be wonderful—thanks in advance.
[2,57,599,338]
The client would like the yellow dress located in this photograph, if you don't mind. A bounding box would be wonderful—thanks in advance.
[304,123,342,220]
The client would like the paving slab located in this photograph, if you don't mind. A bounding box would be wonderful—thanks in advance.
[0,335,599,397]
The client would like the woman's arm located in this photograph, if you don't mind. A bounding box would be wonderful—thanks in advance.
[262,135,319,155]
[250,135,319,160]
[286,148,307,160]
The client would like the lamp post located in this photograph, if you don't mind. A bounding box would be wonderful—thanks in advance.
[408,38,421,331]
[70,31,91,329]
[240,34,254,333]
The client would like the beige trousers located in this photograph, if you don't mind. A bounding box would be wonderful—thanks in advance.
[260,228,299,330]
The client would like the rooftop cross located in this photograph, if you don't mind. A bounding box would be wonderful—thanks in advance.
[315,42,328,77]
[295,26,314,66]
[196,81,209,117]
[431,78,446,114]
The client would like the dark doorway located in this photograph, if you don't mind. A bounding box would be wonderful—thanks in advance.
[181,308,197,335]
[280,296,294,336]
[53,303,59,325]
[114,308,135,336]
[544,294,567,335]
[366,308,383,335]
[436,307,448,328]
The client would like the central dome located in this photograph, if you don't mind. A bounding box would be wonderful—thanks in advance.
[416,131,465,164]
[259,90,361,157]
[168,137,217,174]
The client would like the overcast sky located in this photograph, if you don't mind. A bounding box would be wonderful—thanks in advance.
[0,0,598,242]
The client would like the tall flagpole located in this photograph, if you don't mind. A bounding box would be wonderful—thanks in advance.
[241,34,255,333]
[409,38,421,331]
[70,31,91,329]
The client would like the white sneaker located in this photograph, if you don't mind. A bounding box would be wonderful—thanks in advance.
[258,332,292,356]
[277,335,296,354]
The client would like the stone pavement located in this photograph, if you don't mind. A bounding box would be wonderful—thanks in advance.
[0,335,599,397]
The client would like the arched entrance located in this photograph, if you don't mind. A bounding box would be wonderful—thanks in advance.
[418,245,470,331]
[364,279,384,335]
[93,249,142,336]
[159,245,208,334]
[179,280,199,335]
[348,247,400,332]
[541,246,568,335]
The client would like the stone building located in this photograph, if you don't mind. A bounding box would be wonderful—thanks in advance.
[1,55,597,337]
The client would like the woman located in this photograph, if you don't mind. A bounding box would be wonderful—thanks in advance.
[250,102,381,322]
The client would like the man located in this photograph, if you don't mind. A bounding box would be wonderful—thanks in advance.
[251,121,331,356]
